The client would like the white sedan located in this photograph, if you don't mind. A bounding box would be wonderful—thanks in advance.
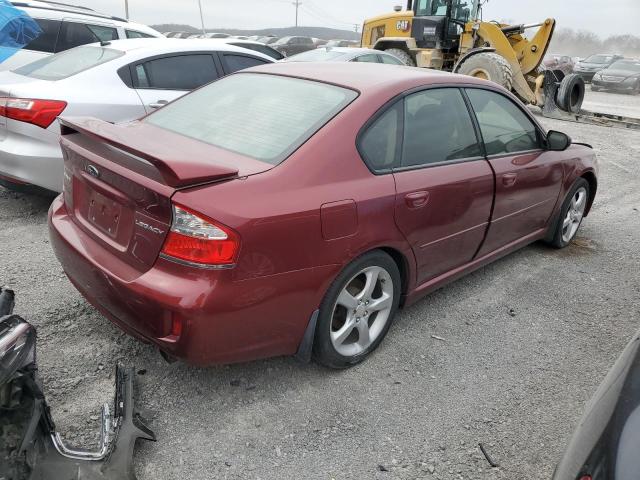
[0,38,274,192]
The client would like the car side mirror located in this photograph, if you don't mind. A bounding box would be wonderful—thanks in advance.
[547,130,572,151]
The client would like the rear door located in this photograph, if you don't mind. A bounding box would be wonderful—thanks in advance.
[360,87,494,286]
[465,88,564,257]
[127,53,222,112]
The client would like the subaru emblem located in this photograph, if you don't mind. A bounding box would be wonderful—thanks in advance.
[87,164,100,178]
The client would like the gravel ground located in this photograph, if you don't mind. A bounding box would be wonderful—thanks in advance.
[1,114,639,480]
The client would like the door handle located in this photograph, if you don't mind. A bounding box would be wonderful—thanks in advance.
[502,172,518,187]
[149,100,169,109]
[405,191,430,209]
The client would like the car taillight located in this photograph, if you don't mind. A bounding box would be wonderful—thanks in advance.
[0,97,67,129]
[160,204,240,267]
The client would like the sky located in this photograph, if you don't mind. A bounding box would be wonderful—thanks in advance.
[79,0,639,38]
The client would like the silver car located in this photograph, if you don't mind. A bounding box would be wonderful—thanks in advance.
[0,38,274,192]
[284,47,406,65]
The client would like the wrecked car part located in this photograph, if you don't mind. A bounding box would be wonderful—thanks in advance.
[0,286,156,480]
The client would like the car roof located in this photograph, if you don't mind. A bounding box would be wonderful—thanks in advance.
[90,38,276,62]
[244,62,488,94]
[12,1,161,36]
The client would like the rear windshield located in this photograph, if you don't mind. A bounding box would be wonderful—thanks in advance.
[13,46,123,80]
[287,49,349,62]
[145,73,357,165]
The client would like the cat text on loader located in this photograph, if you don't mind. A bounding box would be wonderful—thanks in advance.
[361,0,585,113]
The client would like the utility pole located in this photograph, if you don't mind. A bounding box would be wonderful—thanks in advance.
[292,0,302,28]
[197,0,206,35]
[354,23,359,33]
[124,0,129,20]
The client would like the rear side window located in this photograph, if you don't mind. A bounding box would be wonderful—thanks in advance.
[56,22,118,52]
[353,54,381,63]
[466,88,540,155]
[358,102,401,171]
[381,54,404,65]
[223,54,269,73]
[126,30,155,39]
[136,55,219,90]
[23,18,61,53]
[145,73,357,165]
[14,46,123,80]
[402,88,481,167]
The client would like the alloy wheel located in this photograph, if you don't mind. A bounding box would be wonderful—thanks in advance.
[330,266,394,357]
[561,186,588,243]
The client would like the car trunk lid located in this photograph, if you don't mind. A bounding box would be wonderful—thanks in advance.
[59,116,273,273]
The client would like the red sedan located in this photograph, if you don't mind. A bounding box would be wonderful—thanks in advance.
[49,63,598,368]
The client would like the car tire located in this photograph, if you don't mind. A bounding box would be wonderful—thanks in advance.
[457,52,513,90]
[313,250,401,369]
[556,73,585,113]
[547,178,590,249]
[384,48,415,66]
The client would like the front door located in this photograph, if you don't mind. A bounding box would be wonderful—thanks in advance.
[465,88,564,256]
[391,88,494,284]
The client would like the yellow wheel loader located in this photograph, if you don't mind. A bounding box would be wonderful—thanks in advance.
[361,0,585,113]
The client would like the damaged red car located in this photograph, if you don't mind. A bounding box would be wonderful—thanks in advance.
[49,63,598,368]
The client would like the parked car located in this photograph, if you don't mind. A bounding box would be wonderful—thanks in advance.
[313,38,328,47]
[48,62,598,368]
[0,39,274,192]
[262,36,279,45]
[0,0,162,71]
[574,54,624,82]
[214,39,284,60]
[201,32,231,39]
[543,54,575,76]
[285,47,405,64]
[591,59,640,94]
[272,36,315,56]
[554,327,640,480]
[325,39,359,48]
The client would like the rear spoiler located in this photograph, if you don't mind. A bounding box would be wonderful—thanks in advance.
[59,117,240,188]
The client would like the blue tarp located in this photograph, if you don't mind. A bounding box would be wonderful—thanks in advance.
[0,0,42,62]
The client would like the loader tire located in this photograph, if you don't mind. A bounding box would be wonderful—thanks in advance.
[384,48,415,66]
[556,73,585,113]
[457,52,513,90]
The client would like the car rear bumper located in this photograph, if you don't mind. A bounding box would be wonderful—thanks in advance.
[0,127,62,192]
[48,195,338,365]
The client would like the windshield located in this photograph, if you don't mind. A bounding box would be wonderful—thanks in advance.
[415,0,476,18]
[583,54,613,64]
[609,60,640,72]
[145,73,357,165]
[286,49,349,62]
[13,46,123,80]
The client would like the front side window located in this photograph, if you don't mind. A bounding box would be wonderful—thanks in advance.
[466,88,540,156]
[402,88,481,167]
[23,18,61,53]
[223,54,269,74]
[56,22,117,52]
[145,73,357,165]
[137,55,219,90]
[14,46,123,80]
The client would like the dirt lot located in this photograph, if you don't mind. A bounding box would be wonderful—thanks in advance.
[1,94,640,479]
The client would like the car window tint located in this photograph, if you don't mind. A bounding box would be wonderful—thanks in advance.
[126,30,155,39]
[466,88,540,155]
[381,54,403,65]
[145,73,357,165]
[359,102,401,171]
[23,18,60,53]
[14,45,123,80]
[353,54,381,63]
[135,64,150,87]
[56,22,117,52]
[223,54,269,73]
[402,88,481,167]
[140,55,219,90]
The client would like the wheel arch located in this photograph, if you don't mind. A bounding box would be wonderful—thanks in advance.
[453,47,497,73]
[581,170,597,216]
[377,246,411,299]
